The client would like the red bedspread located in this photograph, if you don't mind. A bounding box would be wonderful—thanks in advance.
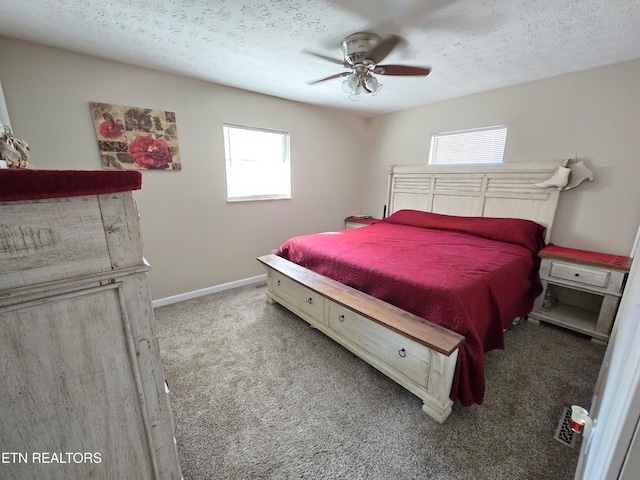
[277,210,545,406]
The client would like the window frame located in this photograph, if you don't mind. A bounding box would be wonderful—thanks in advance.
[223,123,291,202]
[428,125,508,166]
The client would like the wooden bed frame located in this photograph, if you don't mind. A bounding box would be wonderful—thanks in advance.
[258,161,561,422]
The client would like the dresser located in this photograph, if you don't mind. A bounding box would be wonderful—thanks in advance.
[529,244,631,344]
[0,170,181,480]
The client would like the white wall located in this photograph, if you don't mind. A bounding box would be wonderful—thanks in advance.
[2,36,639,299]
[364,59,640,256]
[0,37,369,300]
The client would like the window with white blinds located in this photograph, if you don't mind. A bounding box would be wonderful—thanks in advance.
[223,124,291,202]
[428,125,508,165]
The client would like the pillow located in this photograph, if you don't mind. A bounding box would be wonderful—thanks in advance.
[381,209,545,253]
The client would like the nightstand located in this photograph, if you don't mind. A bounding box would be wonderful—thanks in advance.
[344,216,378,229]
[528,245,632,344]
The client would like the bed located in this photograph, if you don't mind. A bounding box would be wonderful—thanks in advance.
[258,162,561,422]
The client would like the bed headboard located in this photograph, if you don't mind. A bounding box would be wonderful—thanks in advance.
[387,162,562,244]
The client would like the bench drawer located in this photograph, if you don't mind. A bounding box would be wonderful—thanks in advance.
[329,302,431,388]
[268,270,327,326]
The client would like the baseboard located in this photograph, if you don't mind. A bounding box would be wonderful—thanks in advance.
[152,274,267,308]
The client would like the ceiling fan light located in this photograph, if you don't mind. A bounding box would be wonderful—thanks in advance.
[365,74,383,96]
[342,74,359,94]
[348,93,361,102]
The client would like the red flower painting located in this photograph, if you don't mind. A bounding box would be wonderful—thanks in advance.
[90,102,181,170]
[129,135,172,169]
[99,119,124,139]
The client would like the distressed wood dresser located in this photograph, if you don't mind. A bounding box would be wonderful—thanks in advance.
[0,170,181,480]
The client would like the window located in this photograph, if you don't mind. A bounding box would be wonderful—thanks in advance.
[428,125,508,165]
[223,124,291,201]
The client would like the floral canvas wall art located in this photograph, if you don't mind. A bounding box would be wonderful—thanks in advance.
[90,102,181,170]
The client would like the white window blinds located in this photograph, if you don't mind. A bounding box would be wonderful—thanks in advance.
[428,125,508,165]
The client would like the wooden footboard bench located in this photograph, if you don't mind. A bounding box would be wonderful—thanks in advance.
[258,254,465,423]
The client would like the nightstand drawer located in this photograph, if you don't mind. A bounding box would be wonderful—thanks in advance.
[345,221,369,229]
[548,261,609,288]
[344,216,377,229]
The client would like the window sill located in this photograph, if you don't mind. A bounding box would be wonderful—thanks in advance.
[227,194,292,203]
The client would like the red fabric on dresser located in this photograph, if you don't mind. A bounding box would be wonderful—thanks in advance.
[0,169,142,202]
[541,244,631,269]
[277,210,545,406]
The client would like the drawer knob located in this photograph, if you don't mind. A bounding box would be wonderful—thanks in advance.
[306,297,313,304]
[338,315,345,322]
[574,273,580,277]
[277,280,281,286]
[398,348,406,358]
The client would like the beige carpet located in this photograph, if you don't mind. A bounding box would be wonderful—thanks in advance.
[154,283,604,480]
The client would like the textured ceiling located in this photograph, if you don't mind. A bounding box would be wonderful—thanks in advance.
[1,0,639,116]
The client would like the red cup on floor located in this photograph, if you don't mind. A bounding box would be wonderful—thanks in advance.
[571,405,588,433]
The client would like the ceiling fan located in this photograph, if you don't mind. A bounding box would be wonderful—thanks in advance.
[304,32,431,101]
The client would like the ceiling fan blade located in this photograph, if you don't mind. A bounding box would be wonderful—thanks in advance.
[306,72,351,85]
[303,50,350,67]
[373,65,431,76]
[365,34,403,64]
